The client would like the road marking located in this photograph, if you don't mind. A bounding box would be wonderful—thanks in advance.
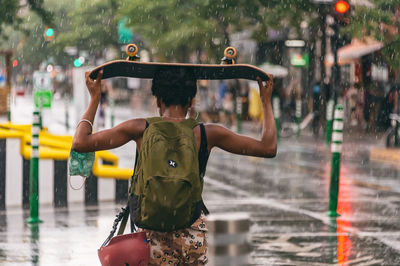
[205,177,348,230]
[205,176,400,254]
[258,235,322,255]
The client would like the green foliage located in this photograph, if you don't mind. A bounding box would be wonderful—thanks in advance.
[56,0,120,54]
[119,0,260,62]
[2,0,400,76]
[0,0,52,38]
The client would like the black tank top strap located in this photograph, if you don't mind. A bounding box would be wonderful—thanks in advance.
[198,123,209,175]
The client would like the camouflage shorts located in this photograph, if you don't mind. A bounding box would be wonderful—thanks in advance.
[141,228,208,266]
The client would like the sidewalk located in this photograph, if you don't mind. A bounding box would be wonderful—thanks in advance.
[369,147,400,165]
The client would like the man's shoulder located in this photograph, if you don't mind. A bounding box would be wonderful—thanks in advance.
[122,118,148,139]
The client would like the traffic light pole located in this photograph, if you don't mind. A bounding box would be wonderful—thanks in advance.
[331,23,340,100]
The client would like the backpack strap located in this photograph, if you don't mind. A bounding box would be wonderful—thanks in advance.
[198,123,208,175]
[127,120,149,233]
[180,118,198,129]
[198,123,210,216]
[132,120,150,174]
[146,117,163,125]
[117,207,130,235]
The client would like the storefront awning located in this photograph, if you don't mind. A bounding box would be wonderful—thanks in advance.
[338,38,383,60]
[326,38,383,66]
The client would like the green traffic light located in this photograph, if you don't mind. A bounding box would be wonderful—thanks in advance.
[45,28,54,37]
[73,58,82,67]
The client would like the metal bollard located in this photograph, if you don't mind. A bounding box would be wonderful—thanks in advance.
[236,96,242,134]
[110,97,115,128]
[327,104,343,217]
[65,96,69,131]
[395,119,400,147]
[26,109,43,223]
[273,96,280,142]
[326,99,334,146]
[0,139,5,210]
[207,212,251,266]
[295,99,301,137]
[7,93,11,122]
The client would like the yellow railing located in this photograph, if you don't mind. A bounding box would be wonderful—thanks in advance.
[0,123,132,180]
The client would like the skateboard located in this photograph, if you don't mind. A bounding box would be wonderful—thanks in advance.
[89,44,269,81]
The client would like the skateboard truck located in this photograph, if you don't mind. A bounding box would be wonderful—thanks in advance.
[125,43,140,61]
[221,46,237,65]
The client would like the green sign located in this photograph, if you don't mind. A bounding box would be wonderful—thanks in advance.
[34,90,52,108]
[291,53,309,67]
[118,18,133,44]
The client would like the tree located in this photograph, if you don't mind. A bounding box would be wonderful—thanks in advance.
[55,0,121,57]
[2,1,75,68]
[119,0,260,62]
[0,0,52,38]
[5,0,123,69]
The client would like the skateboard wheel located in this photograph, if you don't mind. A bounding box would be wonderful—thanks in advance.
[126,44,138,57]
[224,47,237,59]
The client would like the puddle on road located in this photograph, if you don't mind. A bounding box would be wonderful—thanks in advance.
[0,204,118,265]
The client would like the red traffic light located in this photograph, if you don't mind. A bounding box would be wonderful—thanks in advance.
[335,1,349,13]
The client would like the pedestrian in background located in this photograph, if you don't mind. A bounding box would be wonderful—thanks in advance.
[216,80,228,124]
[98,79,113,128]
[248,82,263,132]
[196,79,211,122]
[312,82,321,135]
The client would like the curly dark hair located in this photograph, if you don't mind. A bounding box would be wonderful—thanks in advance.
[151,67,197,107]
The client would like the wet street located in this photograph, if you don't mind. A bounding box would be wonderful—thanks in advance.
[204,137,400,265]
[1,98,400,265]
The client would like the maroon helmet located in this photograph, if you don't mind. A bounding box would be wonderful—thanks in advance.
[98,231,150,266]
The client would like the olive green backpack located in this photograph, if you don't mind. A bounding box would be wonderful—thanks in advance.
[129,117,204,232]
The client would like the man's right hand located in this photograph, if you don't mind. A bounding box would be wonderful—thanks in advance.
[257,74,273,104]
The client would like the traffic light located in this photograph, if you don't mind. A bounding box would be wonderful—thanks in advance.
[44,26,55,42]
[73,58,82,68]
[335,1,349,13]
[333,1,350,25]
[73,57,85,68]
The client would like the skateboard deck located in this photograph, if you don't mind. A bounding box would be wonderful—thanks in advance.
[89,60,270,81]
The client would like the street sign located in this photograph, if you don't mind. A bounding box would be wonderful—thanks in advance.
[34,89,52,108]
[291,54,309,67]
[33,71,52,108]
[33,71,52,90]
[285,40,306,47]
